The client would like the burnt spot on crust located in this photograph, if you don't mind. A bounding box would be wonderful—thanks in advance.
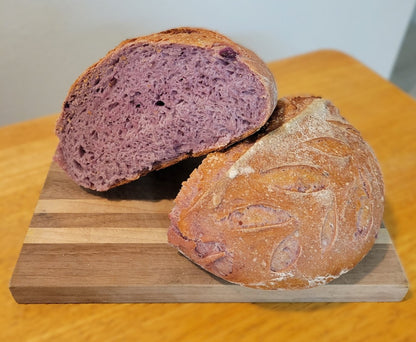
[162,28,197,35]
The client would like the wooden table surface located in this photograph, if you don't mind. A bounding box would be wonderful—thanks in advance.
[1,50,415,341]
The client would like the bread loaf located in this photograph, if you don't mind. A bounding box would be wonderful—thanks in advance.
[168,96,384,289]
[54,27,277,191]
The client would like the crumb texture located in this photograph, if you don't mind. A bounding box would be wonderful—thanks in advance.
[55,30,274,191]
[168,96,384,289]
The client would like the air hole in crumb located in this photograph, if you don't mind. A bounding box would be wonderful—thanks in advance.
[108,102,119,110]
[109,77,117,87]
[79,145,86,158]
[73,160,82,170]
[136,104,141,108]
[64,102,70,109]
[155,100,165,106]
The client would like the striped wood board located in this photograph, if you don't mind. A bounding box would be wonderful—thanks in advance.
[10,161,408,303]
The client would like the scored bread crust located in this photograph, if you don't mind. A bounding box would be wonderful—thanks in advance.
[55,27,277,190]
[168,96,384,289]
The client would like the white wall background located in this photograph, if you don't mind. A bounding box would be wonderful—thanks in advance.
[0,0,415,126]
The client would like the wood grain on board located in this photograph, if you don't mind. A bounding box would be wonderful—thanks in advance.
[10,162,408,303]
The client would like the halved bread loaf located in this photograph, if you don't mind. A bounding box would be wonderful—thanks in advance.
[54,27,277,191]
[168,96,384,289]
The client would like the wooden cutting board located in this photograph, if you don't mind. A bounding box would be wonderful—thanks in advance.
[10,159,408,303]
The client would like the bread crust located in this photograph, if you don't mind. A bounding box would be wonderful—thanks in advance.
[168,96,384,289]
[55,27,277,190]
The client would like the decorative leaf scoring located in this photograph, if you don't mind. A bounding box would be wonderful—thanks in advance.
[225,204,291,231]
[359,170,372,198]
[195,241,225,258]
[304,137,352,157]
[320,205,337,252]
[194,241,233,276]
[261,165,328,193]
[212,255,233,276]
[270,233,301,272]
[327,120,361,136]
[355,197,373,238]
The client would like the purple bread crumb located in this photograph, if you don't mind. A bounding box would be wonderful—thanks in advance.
[55,43,268,191]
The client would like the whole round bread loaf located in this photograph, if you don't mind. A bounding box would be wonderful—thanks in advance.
[54,27,277,191]
[168,96,384,289]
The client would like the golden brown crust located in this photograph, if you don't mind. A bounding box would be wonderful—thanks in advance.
[55,27,277,190]
[168,96,385,289]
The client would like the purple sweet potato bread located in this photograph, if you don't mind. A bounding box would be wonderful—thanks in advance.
[54,27,277,191]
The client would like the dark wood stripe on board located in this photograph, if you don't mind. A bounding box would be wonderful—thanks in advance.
[30,213,170,228]
[10,161,408,303]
